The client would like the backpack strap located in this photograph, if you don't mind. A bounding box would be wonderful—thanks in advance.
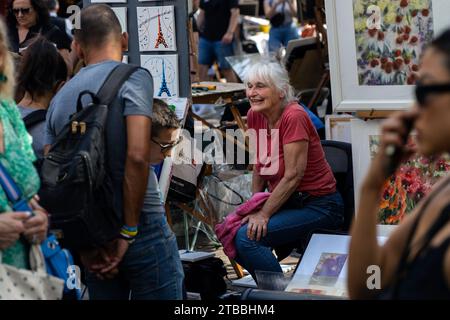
[96,64,142,106]
[23,109,47,130]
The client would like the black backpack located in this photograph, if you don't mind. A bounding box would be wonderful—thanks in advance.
[38,64,140,250]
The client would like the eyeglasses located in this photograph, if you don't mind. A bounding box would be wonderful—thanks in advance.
[415,83,450,107]
[12,7,32,16]
[151,136,183,153]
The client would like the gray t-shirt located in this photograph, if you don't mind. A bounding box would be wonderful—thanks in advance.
[45,60,164,216]
[18,105,46,159]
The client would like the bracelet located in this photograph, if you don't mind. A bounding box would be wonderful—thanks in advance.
[121,225,138,232]
[120,229,138,237]
[119,232,136,244]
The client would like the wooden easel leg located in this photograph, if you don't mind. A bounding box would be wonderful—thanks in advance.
[230,104,247,132]
[307,70,330,114]
[230,259,245,279]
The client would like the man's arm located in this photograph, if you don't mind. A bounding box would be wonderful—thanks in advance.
[96,115,151,275]
[222,8,240,44]
[123,115,151,228]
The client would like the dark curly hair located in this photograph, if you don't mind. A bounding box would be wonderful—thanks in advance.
[17,36,67,101]
[7,0,50,28]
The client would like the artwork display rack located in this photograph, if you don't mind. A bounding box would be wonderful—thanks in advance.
[83,0,191,98]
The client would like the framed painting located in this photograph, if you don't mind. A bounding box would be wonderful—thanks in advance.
[351,118,450,225]
[285,234,388,298]
[325,0,450,111]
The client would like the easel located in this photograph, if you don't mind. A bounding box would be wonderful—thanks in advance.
[168,165,247,278]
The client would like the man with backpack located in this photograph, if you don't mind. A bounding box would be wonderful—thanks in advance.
[42,4,182,299]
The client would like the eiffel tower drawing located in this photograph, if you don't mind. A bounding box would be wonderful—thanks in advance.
[158,60,171,97]
[154,13,168,49]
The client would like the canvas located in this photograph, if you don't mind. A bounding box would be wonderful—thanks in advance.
[141,54,179,97]
[309,253,348,287]
[353,0,434,86]
[369,135,450,224]
[137,6,177,52]
[325,115,353,143]
[325,0,450,111]
[285,233,388,298]
[351,118,450,224]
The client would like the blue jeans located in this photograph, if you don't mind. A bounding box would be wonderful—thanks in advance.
[234,192,344,279]
[198,37,235,69]
[86,212,184,300]
[269,23,299,52]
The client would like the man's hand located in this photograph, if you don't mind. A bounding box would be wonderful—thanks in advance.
[97,238,130,274]
[242,211,270,241]
[221,32,234,44]
[0,212,29,250]
[79,247,119,280]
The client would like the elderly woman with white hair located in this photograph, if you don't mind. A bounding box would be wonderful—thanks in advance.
[234,61,344,279]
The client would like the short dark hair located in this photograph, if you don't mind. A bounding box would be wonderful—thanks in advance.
[152,99,181,137]
[73,4,122,49]
[7,0,50,28]
[18,37,67,100]
[45,0,58,11]
[430,29,450,74]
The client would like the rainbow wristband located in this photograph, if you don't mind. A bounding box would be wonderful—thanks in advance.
[122,225,138,232]
[120,226,138,238]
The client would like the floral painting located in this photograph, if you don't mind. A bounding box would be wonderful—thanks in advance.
[369,136,450,224]
[353,0,434,86]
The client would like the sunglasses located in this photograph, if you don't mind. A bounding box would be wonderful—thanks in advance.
[151,136,183,153]
[12,7,32,15]
[415,83,450,107]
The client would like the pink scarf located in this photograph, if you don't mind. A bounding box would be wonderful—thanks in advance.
[214,192,271,259]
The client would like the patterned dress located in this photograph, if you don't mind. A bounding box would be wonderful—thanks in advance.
[0,98,40,269]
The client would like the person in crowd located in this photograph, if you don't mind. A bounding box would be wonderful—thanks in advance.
[348,30,450,300]
[264,0,299,53]
[17,37,67,159]
[234,61,344,279]
[0,17,48,269]
[45,0,73,40]
[6,0,71,69]
[44,4,183,300]
[196,0,239,82]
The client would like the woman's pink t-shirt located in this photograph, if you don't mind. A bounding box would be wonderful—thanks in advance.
[247,102,336,196]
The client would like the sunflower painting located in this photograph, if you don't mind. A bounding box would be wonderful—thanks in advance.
[353,0,434,86]
[369,136,450,225]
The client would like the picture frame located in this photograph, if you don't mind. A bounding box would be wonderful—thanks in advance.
[350,118,382,207]
[350,118,450,224]
[325,0,450,112]
[325,114,353,143]
[285,233,388,298]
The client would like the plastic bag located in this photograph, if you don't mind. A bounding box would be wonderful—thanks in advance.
[200,167,253,224]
